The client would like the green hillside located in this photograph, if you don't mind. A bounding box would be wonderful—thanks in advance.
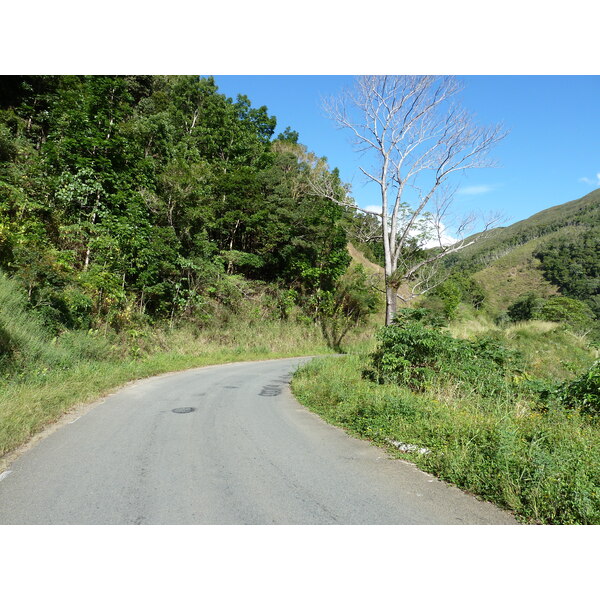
[452,188,600,270]
[445,189,600,319]
[295,192,600,525]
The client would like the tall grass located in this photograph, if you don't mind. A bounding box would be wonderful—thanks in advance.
[448,317,596,381]
[292,353,600,524]
[0,272,72,373]
[292,315,599,524]
[0,316,337,459]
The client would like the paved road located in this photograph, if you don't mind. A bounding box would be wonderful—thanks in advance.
[0,357,516,524]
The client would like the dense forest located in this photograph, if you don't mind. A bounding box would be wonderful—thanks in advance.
[0,75,378,344]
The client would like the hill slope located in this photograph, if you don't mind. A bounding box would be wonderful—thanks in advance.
[449,189,600,313]
[456,188,600,269]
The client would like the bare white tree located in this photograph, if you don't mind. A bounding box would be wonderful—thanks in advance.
[313,75,506,325]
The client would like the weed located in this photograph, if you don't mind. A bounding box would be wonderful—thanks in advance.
[292,353,600,524]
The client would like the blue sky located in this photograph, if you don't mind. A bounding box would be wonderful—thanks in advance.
[212,75,600,231]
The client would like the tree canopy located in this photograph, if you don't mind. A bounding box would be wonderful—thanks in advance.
[0,75,358,334]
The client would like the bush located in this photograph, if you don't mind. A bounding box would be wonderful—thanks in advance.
[505,294,596,337]
[421,274,486,321]
[538,296,595,332]
[367,317,523,398]
[430,279,461,319]
[554,361,600,415]
[392,307,446,329]
[506,292,544,322]
[316,264,381,352]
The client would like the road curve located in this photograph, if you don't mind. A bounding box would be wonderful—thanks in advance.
[0,357,516,524]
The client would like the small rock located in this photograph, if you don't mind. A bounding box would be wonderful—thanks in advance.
[385,438,431,455]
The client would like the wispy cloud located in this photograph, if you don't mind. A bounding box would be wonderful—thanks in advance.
[457,184,495,196]
[579,173,600,186]
[422,229,458,249]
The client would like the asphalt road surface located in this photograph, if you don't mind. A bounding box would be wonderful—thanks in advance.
[0,357,516,524]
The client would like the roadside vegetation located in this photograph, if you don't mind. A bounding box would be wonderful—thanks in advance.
[293,216,600,524]
[2,75,600,524]
[0,75,380,459]
[0,264,381,459]
[293,313,599,524]
[294,189,600,525]
[0,321,332,460]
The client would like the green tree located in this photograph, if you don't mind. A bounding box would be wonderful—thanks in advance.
[507,292,544,322]
[0,75,354,335]
[538,296,595,332]
[535,228,600,318]
[316,265,380,352]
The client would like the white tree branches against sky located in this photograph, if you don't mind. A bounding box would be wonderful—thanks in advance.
[314,75,506,323]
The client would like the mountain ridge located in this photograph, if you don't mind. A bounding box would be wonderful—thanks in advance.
[453,187,600,271]
[442,189,599,313]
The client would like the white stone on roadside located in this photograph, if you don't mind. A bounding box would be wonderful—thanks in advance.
[385,438,431,455]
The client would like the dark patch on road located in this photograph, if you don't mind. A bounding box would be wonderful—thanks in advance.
[259,385,282,397]
[172,407,195,414]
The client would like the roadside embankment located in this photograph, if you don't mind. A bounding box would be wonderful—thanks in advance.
[292,351,600,524]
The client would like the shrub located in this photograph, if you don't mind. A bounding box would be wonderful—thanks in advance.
[424,274,487,320]
[430,279,462,319]
[392,307,446,329]
[538,296,595,332]
[506,292,544,322]
[367,317,523,398]
[554,361,600,415]
[506,294,596,337]
[316,264,381,352]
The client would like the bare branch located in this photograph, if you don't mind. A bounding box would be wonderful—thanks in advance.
[322,75,506,324]
[307,167,384,217]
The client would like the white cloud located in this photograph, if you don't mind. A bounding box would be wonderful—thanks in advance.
[357,204,459,249]
[363,204,382,215]
[457,184,494,196]
[579,174,600,186]
[421,226,459,249]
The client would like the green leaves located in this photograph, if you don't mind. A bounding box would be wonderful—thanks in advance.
[315,264,381,351]
[368,316,523,398]
[553,361,600,416]
[535,227,600,314]
[0,75,353,334]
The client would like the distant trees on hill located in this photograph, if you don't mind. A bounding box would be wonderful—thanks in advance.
[535,227,600,318]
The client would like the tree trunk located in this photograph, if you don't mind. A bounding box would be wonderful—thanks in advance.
[226,219,241,275]
[385,280,397,326]
[83,210,97,271]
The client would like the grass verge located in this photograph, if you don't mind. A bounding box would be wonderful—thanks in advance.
[292,352,600,524]
[0,319,333,460]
